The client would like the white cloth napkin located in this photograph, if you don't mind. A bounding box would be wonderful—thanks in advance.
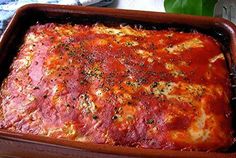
[0,0,103,35]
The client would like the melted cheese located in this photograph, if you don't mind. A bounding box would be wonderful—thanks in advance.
[136,49,153,58]
[188,107,209,141]
[0,23,232,151]
[78,94,97,114]
[209,53,225,63]
[93,24,146,37]
[165,38,203,54]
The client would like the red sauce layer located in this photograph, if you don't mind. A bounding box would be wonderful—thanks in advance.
[0,23,233,151]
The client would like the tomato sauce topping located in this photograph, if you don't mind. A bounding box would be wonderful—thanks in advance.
[0,23,233,151]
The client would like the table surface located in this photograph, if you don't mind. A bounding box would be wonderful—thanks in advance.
[109,0,165,12]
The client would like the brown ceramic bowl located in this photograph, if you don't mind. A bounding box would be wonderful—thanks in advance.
[0,4,236,158]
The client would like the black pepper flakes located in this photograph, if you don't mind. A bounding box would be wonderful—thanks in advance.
[112,115,118,120]
[114,107,122,114]
[138,78,147,84]
[92,115,98,120]
[126,81,131,86]
[151,82,159,88]
[33,86,40,90]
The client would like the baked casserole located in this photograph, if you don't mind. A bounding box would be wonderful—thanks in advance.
[0,23,234,151]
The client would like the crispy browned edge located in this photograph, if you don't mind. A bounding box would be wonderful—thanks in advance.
[0,4,236,158]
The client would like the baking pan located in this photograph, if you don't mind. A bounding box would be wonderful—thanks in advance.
[0,4,236,158]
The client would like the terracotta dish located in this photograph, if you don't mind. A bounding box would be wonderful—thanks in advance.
[0,4,236,158]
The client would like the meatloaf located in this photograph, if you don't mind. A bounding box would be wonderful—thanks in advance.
[0,23,234,151]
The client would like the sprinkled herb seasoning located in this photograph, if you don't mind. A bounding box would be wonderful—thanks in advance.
[147,119,154,124]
